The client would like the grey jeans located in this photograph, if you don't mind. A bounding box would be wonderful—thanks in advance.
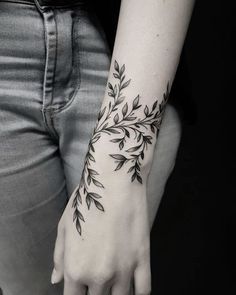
[0,0,181,294]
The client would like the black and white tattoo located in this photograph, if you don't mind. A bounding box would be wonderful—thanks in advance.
[72,60,170,235]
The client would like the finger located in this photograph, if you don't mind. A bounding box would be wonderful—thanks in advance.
[133,262,151,295]
[64,280,87,295]
[111,274,132,295]
[51,223,65,284]
[111,283,132,295]
[88,274,114,295]
[88,284,111,295]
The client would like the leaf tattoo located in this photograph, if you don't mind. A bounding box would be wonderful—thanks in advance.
[72,60,170,235]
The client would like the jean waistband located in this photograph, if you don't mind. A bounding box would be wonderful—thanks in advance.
[0,0,87,9]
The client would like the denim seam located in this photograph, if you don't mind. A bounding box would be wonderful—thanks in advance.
[41,108,59,141]
[49,9,80,111]
[51,14,82,115]
[66,10,77,104]
[43,9,57,108]
[35,4,60,140]
[34,1,57,111]
[48,109,60,140]
[52,8,58,106]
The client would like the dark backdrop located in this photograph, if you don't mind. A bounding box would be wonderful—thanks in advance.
[93,0,236,294]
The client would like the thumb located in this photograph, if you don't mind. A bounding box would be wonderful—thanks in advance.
[51,222,65,284]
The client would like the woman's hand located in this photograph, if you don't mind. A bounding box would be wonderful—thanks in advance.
[50,0,196,290]
[51,183,151,295]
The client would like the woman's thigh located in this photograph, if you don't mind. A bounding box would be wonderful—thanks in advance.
[0,1,68,294]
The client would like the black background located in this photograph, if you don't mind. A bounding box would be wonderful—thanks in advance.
[93,0,236,294]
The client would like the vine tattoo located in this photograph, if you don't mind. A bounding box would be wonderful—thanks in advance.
[72,60,170,235]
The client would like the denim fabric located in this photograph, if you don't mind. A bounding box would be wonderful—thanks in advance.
[0,0,181,294]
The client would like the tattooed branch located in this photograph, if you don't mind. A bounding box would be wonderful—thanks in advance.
[72,60,170,235]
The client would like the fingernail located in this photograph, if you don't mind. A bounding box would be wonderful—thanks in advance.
[51,268,57,284]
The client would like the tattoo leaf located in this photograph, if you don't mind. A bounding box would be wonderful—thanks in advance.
[87,174,91,185]
[137,174,143,184]
[94,200,105,211]
[124,116,136,121]
[131,173,136,182]
[144,106,149,116]
[113,113,119,124]
[89,192,102,199]
[92,178,105,188]
[119,141,124,150]
[74,189,82,205]
[152,100,158,111]
[124,129,130,138]
[116,96,125,105]
[115,161,125,171]
[110,154,127,161]
[76,220,82,235]
[122,102,128,117]
[108,82,113,90]
[137,133,142,142]
[110,138,123,143]
[86,195,92,210]
[114,60,119,72]
[98,106,106,120]
[127,166,135,173]
[88,152,95,162]
[141,151,144,159]
[133,95,140,109]
[121,79,131,90]
[88,168,99,176]
[78,211,85,222]
[120,64,125,76]
[126,144,142,152]
[114,85,117,96]
[106,128,120,134]
[73,210,77,222]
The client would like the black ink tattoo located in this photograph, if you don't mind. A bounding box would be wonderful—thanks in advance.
[72,60,170,235]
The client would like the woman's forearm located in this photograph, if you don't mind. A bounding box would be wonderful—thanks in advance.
[71,0,195,233]
[95,0,195,172]
[52,2,196,292]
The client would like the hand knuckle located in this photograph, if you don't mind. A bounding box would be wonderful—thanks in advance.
[91,270,114,285]
[64,265,81,282]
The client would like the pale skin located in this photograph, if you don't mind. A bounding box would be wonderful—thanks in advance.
[51,0,195,294]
